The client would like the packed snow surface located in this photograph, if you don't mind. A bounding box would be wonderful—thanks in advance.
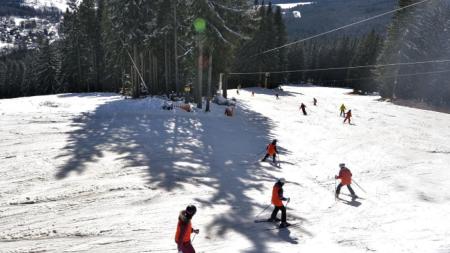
[0,86,449,253]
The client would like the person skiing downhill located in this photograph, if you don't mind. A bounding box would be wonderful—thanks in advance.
[343,109,352,124]
[175,205,199,253]
[335,164,357,199]
[313,98,317,106]
[300,103,307,115]
[340,104,346,117]
[262,139,278,163]
[268,178,290,228]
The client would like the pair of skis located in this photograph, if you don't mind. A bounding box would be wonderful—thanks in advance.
[254,218,299,230]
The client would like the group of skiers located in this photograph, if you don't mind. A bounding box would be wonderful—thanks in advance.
[259,139,358,228]
[175,146,359,252]
[175,93,357,252]
[340,103,352,124]
[297,98,352,125]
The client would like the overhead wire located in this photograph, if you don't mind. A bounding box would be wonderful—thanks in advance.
[250,0,433,58]
[229,59,450,75]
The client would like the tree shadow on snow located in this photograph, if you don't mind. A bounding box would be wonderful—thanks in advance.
[54,96,307,252]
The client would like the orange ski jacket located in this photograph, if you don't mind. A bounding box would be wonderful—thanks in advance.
[271,183,284,207]
[175,211,193,244]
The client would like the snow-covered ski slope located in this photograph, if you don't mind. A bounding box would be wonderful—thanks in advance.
[0,86,449,253]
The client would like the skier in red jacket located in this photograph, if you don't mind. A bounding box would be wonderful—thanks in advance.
[262,139,278,163]
[268,178,290,228]
[343,109,352,124]
[175,205,199,253]
[335,163,357,198]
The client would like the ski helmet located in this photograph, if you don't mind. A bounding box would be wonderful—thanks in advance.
[278,178,286,184]
[339,163,345,168]
[186,205,197,216]
[272,139,278,144]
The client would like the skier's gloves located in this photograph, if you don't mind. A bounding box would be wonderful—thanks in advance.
[287,197,291,202]
[193,229,200,234]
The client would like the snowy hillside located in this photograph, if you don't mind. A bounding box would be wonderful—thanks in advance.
[0,87,449,252]
[24,0,68,11]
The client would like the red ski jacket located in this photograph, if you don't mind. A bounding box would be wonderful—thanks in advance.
[337,168,352,185]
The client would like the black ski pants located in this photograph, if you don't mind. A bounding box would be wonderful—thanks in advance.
[270,205,287,223]
[262,153,276,162]
[336,183,355,196]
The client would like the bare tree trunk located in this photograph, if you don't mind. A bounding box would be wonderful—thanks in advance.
[164,38,169,94]
[173,0,179,92]
[140,51,144,93]
[205,49,213,112]
[133,45,140,98]
[196,35,203,108]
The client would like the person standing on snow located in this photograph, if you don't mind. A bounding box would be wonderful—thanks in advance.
[175,205,199,253]
[262,139,278,163]
[335,163,357,198]
[313,98,317,106]
[300,103,307,115]
[340,104,346,117]
[343,109,352,124]
[268,178,290,228]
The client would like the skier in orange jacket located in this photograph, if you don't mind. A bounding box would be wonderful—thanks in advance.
[335,163,357,198]
[175,205,199,253]
[261,139,278,163]
[268,178,290,228]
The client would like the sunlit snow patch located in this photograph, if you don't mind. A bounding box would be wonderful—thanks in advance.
[23,0,69,11]
[275,2,313,9]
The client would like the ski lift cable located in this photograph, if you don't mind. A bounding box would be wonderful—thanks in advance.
[250,0,433,58]
[120,38,149,91]
[294,69,450,84]
[229,58,450,76]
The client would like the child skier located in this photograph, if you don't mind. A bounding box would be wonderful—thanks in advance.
[300,103,307,115]
[175,205,199,253]
[268,178,290,228]
[335,164,357,198]
[340,104,346,117]
[343,109,352,124]
[262,139,278,163]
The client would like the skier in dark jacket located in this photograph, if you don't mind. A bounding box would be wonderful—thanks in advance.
[300,103,307,115]
[175,205,199,253]
[268,178,290,228]
[262,139,278,163]
[313,98,317,106]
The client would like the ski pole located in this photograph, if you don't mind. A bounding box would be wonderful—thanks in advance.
[191,233,197,243]
[334,177,337,201]
[255,204,271,217]
[352,179,367,193]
